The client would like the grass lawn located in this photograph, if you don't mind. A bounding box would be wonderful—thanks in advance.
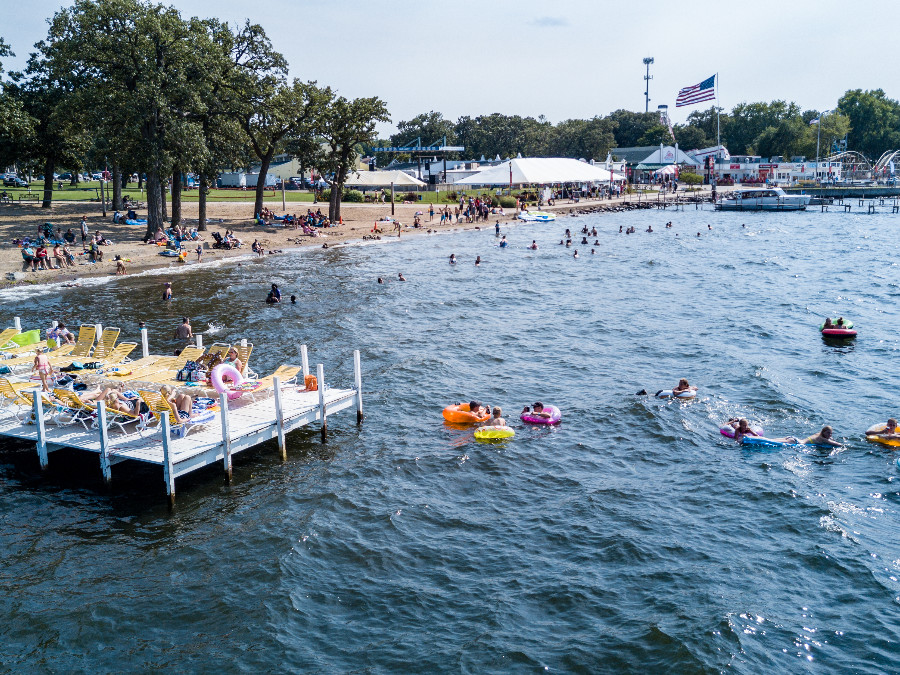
[1,184,515,206]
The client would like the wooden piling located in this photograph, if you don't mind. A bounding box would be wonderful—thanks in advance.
[273,376,286,460]
[33,391,48,470]
[353,349,363,424]
[317,363,327,441]
[141,327,149,359]
[97,401,111,485]
[219,392,232,482]
[161,414,175,506]
[300,344,309,379]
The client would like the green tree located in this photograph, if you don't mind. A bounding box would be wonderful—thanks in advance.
[391,111,456,149]
[0,39,35,169]
[837,89,900,159]
[637,124,674,146]
[607,110,660,147]
[673,124,710,151]
[239,79,331,219]
[320,95,390,222]
[39,0,212,238]
[549,117,616,159]
[726,101,800,154]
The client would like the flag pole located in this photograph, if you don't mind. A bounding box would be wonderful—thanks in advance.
[715,73,721,187]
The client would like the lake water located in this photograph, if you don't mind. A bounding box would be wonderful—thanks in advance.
[1,206,899,673]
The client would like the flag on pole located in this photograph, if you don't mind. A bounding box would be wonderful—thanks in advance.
[676,75,716,107]
[809,117,820,125]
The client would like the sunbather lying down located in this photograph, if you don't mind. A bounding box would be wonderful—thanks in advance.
[81,386,139,414]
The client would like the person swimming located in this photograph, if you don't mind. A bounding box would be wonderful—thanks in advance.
[398,273,406,281]
[449,254,457,264]
[499,236,508,248]
[732,418,761,443]
[672,378,696,394]
[529,241,538,250]
[573,250,578,258]
[475,256,481,266]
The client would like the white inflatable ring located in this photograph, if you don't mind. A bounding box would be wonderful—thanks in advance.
[211,363,244,400]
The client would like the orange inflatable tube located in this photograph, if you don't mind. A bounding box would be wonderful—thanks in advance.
[442,403,490,424]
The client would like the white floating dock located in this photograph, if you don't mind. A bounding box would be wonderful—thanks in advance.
[0,339,364,503]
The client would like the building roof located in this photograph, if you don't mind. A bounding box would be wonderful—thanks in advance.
[457,157,623,186]
[612,146,701,167]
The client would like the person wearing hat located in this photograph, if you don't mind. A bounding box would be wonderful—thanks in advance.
[528,402,552,419]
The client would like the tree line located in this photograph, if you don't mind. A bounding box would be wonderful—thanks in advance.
[0,0,389,237]
[378,90,900,166]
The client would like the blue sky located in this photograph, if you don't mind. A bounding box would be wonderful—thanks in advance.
[3,0,898,136]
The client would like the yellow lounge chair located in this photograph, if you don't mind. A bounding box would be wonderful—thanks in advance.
[0,380,55,423]
[206,343,231,360]
[0,340,49,356]
[69,325,97,358]
[0,376,40,412]
[50,388,97,429]
[241,365,301,402]
[0,328,20,350]
[91,327,120,360]
[234,343,254,377]
[137,389,206,438]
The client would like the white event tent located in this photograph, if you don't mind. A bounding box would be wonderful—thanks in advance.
[344,170,426,188]
[457,157,625,186]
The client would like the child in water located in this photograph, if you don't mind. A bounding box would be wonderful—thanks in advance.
[481,406,506,428]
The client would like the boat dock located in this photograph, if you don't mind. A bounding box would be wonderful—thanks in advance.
[0,318,363,503]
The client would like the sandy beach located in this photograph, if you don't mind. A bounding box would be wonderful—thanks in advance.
[0,189,712,288]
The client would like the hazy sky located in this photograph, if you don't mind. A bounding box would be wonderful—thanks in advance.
[3,0,898,137]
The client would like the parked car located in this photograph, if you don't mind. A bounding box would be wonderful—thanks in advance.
[3,176,29,188]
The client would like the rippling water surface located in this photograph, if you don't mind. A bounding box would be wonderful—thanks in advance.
[2,207,900,673]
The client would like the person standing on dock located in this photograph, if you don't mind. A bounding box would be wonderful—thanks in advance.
[174,317,193,341]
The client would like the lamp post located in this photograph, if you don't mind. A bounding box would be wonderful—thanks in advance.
[643,57,654,113]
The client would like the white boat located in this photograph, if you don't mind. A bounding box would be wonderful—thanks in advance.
[715,187,811,211]
[517,210,556,222]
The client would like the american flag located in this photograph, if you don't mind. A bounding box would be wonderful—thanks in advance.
[676,75,716,107]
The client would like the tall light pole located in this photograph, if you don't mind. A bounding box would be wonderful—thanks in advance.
[643,57,654,113]
[815,109,831,184]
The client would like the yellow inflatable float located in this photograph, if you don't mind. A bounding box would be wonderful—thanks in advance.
[474,426,515,441]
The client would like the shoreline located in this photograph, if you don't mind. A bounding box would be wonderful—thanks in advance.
[0,190,713,294]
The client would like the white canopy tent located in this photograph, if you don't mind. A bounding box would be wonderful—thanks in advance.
[457,157,625,186]
[344,170,426,188]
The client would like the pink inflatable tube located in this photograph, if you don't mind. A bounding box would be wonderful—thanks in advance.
[211,363,244,400]
[521,405,562,425]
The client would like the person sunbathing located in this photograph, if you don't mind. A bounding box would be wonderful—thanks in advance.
[160,385,195,421]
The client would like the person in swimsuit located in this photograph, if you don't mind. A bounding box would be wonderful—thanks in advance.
[449,254,457,264]
[732,418,761,443]
[803,426,842,447]
[223,347,243,375]
[32,347,53,392]
[869,418,900,440]
[483,406,506,427]
[163,282,172,301]
[672,379,697,394]
[529,402,552,419]
[529,241,538,250]
[160,385,194,421]
[823,318,833,330]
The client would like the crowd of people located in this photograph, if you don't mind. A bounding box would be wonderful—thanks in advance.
[255,207,333,234]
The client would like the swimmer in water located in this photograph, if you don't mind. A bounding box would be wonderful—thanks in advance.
[646,225,653,233]
[163,282,172,301]
[591,249,595,254]
[449,254,457,264]
[479,406,506,428]
[803,426,842,447]
[870,418,900,440]
[708,224,712,230]
[732,418,761,443]
[377,277,384,284]
[573,250,578,258]
[398,273,406,281]
[475,256,481,266]
[529,241,538,250]
[619,226,623,233]
[672,378,696,395]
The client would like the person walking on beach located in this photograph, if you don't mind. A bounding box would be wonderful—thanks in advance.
[429,204,434,222]
[79,216,89,251]
[174,317,193,341]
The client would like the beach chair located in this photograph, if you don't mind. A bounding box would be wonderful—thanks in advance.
[0,328,20,350]
[68,325,97,358]
[98,342,136,366]
[91,327,120,360]
[234,343,255,377]
[0,380,55,423]
[50,388,96,429]
[137,389,206,438]
[0,377,41,414]
[0,340,49,356]
[242,365,301,402]
[206,343,231,360]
